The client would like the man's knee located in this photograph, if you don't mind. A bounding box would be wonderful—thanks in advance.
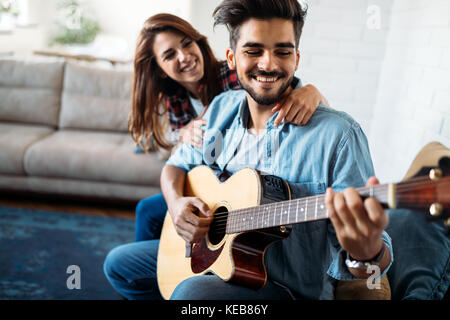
[170,276,219,300]
[386,208,450,299]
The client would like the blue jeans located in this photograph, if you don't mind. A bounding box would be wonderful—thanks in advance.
[135,193,167,242]
[103,240,294,300]
[385,209,450,300]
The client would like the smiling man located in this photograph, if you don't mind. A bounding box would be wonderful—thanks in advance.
[231,19,298,106]
[225,18,300,135]
[103,0,393,300]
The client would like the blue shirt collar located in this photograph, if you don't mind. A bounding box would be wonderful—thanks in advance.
[237,96,287,131]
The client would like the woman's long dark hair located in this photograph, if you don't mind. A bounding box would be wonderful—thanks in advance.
[129,13,222,152]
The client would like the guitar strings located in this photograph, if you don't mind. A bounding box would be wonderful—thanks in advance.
[209,187,387,225]
[206,179,450,233]
[209,184,390,221]
[210,200,331,232]
[210,196,329,223]
[200,177,449,225]
[211,176,450,221]
[184,175,450,239]
[209,188,450,235]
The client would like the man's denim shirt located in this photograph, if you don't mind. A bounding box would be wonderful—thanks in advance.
[167,89,394,299]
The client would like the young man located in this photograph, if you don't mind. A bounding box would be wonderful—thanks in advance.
[104,0,393,300]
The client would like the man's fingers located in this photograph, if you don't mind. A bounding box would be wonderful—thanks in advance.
[177,224,210,244]
[333,191,359,238]
[190,198,211,216]
[185,198,212,224]
[179,201,213,243]
[364,198,389,229]
[343,188,374,238]
[325,188,343,230]
[366,176,380,187]
[183,210,210,228]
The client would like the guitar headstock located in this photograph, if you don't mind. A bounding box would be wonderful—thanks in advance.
[397,156,450,233]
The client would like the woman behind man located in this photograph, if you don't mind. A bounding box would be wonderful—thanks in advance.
[129,13,330,242]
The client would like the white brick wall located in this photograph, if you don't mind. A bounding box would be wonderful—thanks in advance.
[370,0,450,182]
[299,0,392,135]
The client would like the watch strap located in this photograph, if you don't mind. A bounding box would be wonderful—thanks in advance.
[345,244,386,269]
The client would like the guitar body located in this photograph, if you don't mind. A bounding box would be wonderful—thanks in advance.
[157,166,292,300]
[157,161,450,299]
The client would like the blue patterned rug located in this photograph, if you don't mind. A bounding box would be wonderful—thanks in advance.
[0,206,135,300]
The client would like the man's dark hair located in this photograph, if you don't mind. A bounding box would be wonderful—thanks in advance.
[213,0,307,50]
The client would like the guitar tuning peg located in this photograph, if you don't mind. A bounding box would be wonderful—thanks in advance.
[445,219,450,237]
[445,218,450,227]
[429,168,443,181]
[429,203,444,217]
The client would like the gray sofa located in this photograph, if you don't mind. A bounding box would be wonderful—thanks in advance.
[0,56,165,203]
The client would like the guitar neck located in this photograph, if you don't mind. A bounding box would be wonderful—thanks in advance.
[226,183,393,234]
[225,172,450,234]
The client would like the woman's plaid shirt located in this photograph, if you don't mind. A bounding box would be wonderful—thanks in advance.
[165,61,240,130]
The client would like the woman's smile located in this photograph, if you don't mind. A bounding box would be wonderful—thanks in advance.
[180,59,198,73]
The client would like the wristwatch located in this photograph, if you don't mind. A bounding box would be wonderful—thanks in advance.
[345,244,386,269]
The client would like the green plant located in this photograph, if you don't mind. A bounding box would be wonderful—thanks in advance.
[0,0,20,17]
[51,17,100,45]
[50,0,100,45]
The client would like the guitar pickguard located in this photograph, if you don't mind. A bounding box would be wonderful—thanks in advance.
[191,238,225,274]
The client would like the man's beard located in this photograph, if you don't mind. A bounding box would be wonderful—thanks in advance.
[237,69,294,106]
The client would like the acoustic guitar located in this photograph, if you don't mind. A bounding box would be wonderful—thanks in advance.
[157,159,450,300]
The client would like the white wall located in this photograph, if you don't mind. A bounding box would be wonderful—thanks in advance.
[299,0,392,135]
[190,0,229,60]
[369,0,450,182]
[87,0,192,55]
[1,0,192,57]
[0,0,56,55]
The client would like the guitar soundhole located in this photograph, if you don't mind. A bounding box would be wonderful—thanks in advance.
[208,206,228,245]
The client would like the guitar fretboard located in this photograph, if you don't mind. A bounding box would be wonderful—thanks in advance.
[225,184,391,234]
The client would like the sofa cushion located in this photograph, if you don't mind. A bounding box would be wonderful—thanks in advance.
[0,57,65,127]
[0,123,54,175]
[59,62,132,132]
[0,174,162,202]
[23,130,164,186]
